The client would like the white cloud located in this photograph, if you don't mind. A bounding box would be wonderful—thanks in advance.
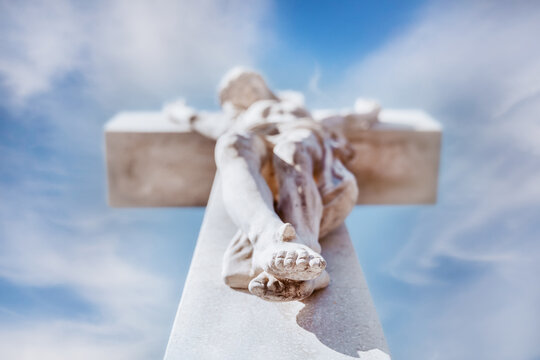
[341,0,540,282]
[334,1,540,359]
[0,0,271,358]
[0,0,84,101]
[0,0,271,108]
[0,179,180,359]
[0,321,158,360]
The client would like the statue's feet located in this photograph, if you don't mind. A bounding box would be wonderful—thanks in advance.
[261,242,326,281]
[251,223,326,281]
[248,270,329,302]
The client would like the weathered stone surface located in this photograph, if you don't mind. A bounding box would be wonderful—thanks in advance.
[164,180,390,359]
[349,110,441,204]
[105,110,440,207]
[105,112,216,207]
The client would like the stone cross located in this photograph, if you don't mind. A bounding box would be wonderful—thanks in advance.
[104,69,441,359]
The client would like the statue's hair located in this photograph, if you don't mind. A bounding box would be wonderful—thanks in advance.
[218,67,277,110]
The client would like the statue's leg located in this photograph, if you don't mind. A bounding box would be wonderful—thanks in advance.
[254,129,329,284]
[249,128,333,300]
[272,129,324,252]
[215,131,285,247]
[216,131,326,294]
[249,132,359,300]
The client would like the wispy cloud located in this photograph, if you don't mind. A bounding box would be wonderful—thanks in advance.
[337,1,540,358]
[0,0,271,108]
[0,0,84,102]
[0,0,270,358]
[342,0,540,282]
[307,64,322,95]
[0,158,186,358]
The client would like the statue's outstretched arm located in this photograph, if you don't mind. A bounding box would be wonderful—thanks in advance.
[163,99,233,140]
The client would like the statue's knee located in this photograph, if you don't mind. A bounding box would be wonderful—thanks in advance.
[215,133,252,160]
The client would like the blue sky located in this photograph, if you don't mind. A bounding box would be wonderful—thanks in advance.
[1,0,540,359]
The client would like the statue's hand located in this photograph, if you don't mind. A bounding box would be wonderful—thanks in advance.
[163,98,197,125]
[342,98,381,130]
[353,98,381,118]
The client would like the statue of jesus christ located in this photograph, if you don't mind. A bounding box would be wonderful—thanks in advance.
[166,68,379,301]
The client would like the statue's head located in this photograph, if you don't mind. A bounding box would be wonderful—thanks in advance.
[219,67,277,110]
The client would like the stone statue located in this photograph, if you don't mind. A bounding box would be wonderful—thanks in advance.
[165,68,380,301]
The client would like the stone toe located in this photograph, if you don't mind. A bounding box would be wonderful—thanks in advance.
[248,278,267,297]
[296,256,309,268]
[309,257,324,268]
[275,258,285,269]
[263,244,326,281]
[249,272,315,302]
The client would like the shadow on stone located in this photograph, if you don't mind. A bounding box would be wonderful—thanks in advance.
[296,287,379,358]
[295,226,388,358]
